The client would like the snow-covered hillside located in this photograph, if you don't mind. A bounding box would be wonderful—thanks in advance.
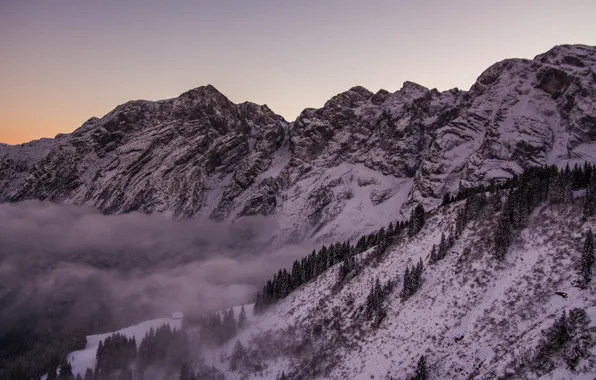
[67,316,183,377]
[63,196,596,379]
[1,45,595,248]
[197,200,596,379]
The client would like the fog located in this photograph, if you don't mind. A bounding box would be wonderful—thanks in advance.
[0,201,312,337]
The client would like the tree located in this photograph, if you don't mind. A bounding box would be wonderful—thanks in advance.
[230,340,245,371]
[408,204,426,237]
[438,232,448,261]
[493,213,511,260]
[117,368,133,380]
[581,230,595,285]
[491,188,503,211]
[401,260,423,301]
[412,355,428,380]
[413,258,424,290]
[238,305,248,330]
[548,310,571,348]
[429,244,438,264]
[442,192,452,205]
[180,362,193,380]
[58,359,74,380]
[401,266,412,300]
[47,367,58,380]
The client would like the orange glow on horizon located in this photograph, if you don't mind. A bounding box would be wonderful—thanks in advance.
[1,1,595,145]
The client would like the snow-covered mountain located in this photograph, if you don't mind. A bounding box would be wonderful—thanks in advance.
[6,43,596,380]
[64,196,596,379]
[1,44,596,246]
[197,200,596,380]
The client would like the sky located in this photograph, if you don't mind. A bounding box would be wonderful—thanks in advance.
[1,0,595,145]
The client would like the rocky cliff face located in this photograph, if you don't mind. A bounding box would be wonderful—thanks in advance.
[1,44,595,244]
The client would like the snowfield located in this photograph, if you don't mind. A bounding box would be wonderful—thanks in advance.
[67,316,182,377]
[196,201,596,379]
[63,201,596,379]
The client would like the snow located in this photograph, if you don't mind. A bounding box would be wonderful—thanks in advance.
[67,316,182,377]
[198,201,596,379]
[258,144,291,179]
[52,199,596,379]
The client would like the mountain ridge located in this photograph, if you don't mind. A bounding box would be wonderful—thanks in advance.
[1,44,596,247]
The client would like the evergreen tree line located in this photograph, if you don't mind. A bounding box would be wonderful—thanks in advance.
[364,277,395,328]
[493,163,596,261]
[179,362,225,380]
[341,220,411,284]
[527,308,592,373]
[442,179,511,206]
[431,190,489,264]
[580,230,595,287]
[95,333,137,377]
[400,259,424,301]
[46,359,76,380]
[194,305,248,346]
[443,162,595,208]
[137,324,189,374]
[72,323,190,380]
[408,204,426,237]
[255,207,426,313]
[0,330,87,380]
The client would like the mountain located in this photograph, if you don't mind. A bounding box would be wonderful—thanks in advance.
[1,44,596,246]
[191,196,596,379]
[64,180,596,379]
[2,44,596,380]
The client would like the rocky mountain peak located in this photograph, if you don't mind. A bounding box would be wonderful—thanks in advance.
[323,85,373,109]
[534,43,596,68]
[1,45,596,245]
[400,80,428,93]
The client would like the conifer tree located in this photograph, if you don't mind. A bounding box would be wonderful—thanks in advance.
[47,367,58,380]
[230,340,245,371]
[429,244,438,264]
[58,359,73,380]
[412,355,428,380]
[551,310,571,347]
[581,230,595,284]
[438,232,447,261]
[414,258,424,290]
[408,204,426,237]
[493,214,511,260]
[238,305,247,330]
[491,188,503,211]
[401,266,411,300]
[180,362,193,380]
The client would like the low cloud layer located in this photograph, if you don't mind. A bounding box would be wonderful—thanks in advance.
[0,201,312,337]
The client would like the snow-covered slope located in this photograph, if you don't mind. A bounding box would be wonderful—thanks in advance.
[201,201,596,379]
[67,316,183,377]
[1,44,596,246]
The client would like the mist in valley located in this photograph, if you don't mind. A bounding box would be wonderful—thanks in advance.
[0,201,312,339]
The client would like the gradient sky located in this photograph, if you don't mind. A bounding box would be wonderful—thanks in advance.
[1,0,595,145]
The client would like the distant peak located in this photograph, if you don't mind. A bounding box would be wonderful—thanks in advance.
[401,81,428,92]
[324,86,373,108]
[534,44,596,67]
[347,85,373,95]
[179,84,227,100]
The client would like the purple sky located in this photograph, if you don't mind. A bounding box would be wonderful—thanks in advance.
[1,0,595,144]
